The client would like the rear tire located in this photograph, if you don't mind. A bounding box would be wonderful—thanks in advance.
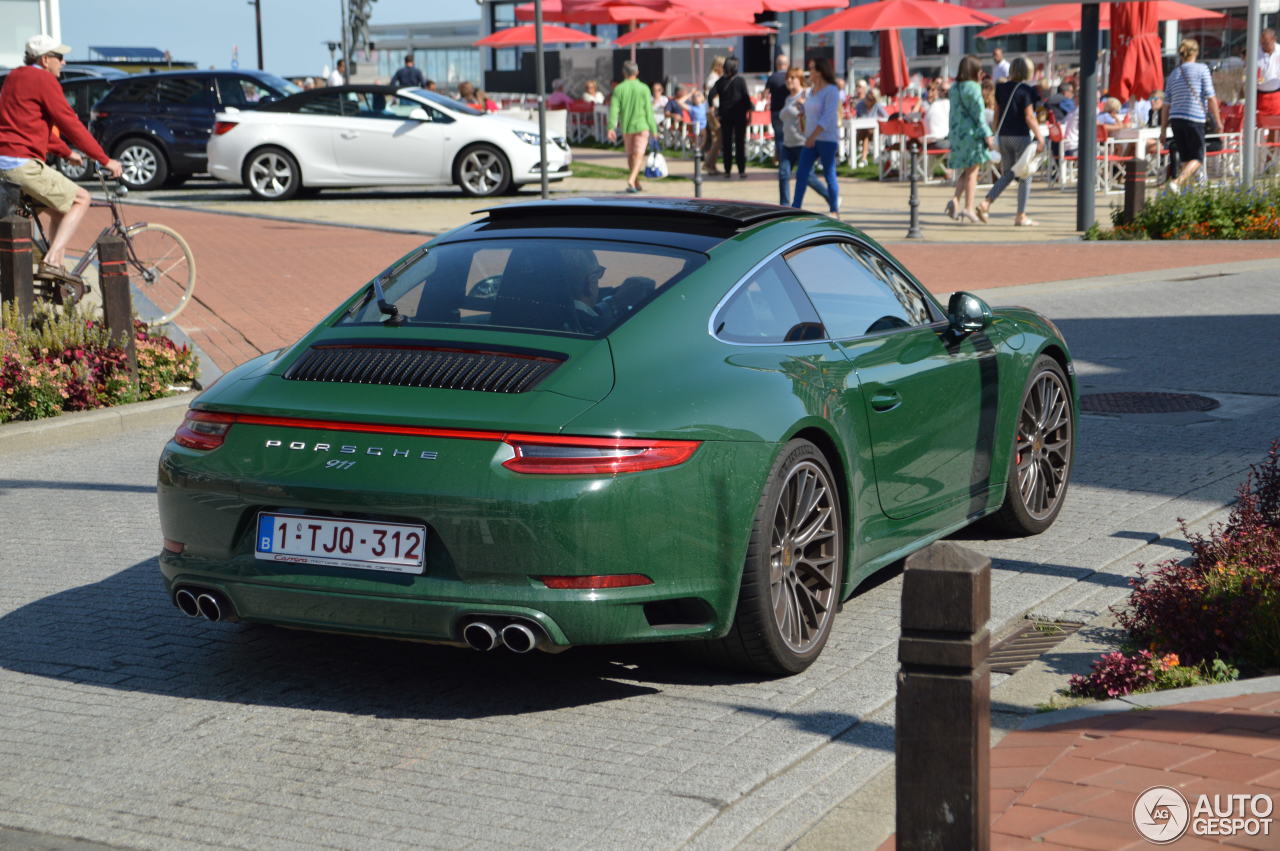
[244,146,301,201]
[984,355,1074,536]
[705,439,844,676]
[115,138,168,191]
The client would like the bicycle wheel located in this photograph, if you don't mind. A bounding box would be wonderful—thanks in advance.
[121,223,196,326]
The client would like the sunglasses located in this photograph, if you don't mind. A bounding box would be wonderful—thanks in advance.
[48,53,65,61]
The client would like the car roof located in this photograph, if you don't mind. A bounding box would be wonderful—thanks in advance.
[477,197,805,229]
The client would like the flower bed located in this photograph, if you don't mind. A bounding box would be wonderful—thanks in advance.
[1068,441,1280,699]
[1,303,199,423]
[1085,180,1280,240]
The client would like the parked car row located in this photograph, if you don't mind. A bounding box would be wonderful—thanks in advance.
[2,65,571,198]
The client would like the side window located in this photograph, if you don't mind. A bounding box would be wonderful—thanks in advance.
[856,247,937,326]
[713,258,824,344]
[107,79,158,104]
[156,77,215,108]
[345,91,398,118]
[785,242,917,339]
[295,92,344,115]
[216,77,276,107]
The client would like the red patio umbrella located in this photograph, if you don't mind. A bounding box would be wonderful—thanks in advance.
[613,12,773,46]
[515,0,665,24]
[977,1,1224,38]
[798,0,1001,34]
[474,24,601,46]
[879,30,911,96]
[1108,2,1163,100]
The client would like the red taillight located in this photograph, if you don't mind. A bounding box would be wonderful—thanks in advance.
[90,109,107,121]
[162,538,186,554]
[212,120,238,135]
[502,434,700,475]
[540,574,653,589]
[173,410,235,450]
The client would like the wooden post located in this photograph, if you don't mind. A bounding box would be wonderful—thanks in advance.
[896,541,991,851]
[1122,158,1147,225]
[0,215,35,321]
[97,234,136,378]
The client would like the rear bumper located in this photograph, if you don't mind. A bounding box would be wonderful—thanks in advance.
[157,431,772,647]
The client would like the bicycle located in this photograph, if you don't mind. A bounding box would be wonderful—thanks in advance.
[0,166,196,326]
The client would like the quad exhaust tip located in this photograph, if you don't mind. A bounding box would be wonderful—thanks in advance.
[500,622,537,654]
[461,618,545,653]
[462,621,500,652]
[174,588,200,618]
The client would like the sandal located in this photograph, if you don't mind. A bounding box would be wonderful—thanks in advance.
[35,262,85,286]
[975,202,990,224]
[1014,216,1040,227]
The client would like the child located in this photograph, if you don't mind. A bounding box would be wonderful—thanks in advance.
[687,90,708,144]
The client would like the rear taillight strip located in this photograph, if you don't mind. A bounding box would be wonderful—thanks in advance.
[171,411,701,474]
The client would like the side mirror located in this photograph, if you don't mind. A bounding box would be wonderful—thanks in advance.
[407,107,430,122]
[947,291,992,335]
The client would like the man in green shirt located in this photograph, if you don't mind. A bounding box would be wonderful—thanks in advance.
[607,60,658,193]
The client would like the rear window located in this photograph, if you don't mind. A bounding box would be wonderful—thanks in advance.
[105,78,159,103]
[340,239,706,338]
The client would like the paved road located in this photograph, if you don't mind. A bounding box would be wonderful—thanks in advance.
[1,267,1277,850]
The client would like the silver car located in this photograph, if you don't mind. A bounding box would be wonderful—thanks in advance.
[207,85,572,200]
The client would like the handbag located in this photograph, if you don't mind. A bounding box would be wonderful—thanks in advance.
[1012,140,1044,178]
[644,140,668,179]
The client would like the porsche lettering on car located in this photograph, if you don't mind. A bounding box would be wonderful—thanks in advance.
[157,198,1077,675]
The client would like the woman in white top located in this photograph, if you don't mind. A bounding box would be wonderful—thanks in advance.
[790,57,842,214]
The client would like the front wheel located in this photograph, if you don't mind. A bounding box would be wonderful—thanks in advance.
[244,147,301,200]
[985,355,1074,535]
[706,439,844,676]
[87,224,196,326]
[455,144,511,197]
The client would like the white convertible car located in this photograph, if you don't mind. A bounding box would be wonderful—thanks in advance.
[206,85,572,199]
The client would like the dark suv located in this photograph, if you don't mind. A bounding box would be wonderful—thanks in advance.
[89,70,299,190]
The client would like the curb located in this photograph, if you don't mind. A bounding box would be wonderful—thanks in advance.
[1018,673,1280,730]
[0,393,193,455]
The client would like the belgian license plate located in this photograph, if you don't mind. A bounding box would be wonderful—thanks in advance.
[255,513,426,574]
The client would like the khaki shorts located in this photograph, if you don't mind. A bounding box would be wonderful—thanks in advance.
[1,158,78,214]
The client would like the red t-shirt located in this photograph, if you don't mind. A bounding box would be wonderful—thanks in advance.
[0,65,109,164]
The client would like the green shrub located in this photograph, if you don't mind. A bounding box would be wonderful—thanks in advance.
[1086,179,1280,240]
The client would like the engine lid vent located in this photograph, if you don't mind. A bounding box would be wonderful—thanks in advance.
[283,344,563,393]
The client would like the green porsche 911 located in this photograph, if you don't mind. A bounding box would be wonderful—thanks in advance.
[158,198,1076,675]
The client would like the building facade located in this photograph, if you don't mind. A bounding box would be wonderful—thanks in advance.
[1,0,61,68]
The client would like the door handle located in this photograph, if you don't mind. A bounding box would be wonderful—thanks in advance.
[340,131,359,139]
[869,389,902,412]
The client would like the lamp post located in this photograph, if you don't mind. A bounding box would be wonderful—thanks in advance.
[248,0,263,70]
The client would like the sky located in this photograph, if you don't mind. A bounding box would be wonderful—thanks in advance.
[62,0,481,76]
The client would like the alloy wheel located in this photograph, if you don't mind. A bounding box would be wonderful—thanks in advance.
[1014,370,1072,520]
[249,153,293,198]
[120,144,158,186]
[768,460,839,653]
[460,149,505,195]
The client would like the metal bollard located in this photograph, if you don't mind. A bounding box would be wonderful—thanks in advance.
[906,138,924,239]
[0,215,35,320]
[896,541,991,850]
[1122,157,1147,225]
[693,145,704,199]
[97,234,137,378]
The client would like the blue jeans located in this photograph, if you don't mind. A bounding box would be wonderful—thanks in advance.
[986,135,1033,215]
[792,140,839,212]
[778,144,830,206]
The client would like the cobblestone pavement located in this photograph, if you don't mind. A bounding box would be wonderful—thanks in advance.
[1,267,1276,850]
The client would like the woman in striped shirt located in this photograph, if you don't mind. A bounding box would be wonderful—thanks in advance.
[1159,38,1222,193]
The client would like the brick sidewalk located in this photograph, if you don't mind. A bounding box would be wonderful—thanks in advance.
[881,692,1280,850]
[71,202,1280,373]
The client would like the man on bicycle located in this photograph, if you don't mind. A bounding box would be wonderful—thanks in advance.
[0,34,123,286]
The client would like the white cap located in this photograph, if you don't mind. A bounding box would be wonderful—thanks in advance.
[26,34,72,58]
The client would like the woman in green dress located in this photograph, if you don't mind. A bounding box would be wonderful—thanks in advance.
[945,55,995,223]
